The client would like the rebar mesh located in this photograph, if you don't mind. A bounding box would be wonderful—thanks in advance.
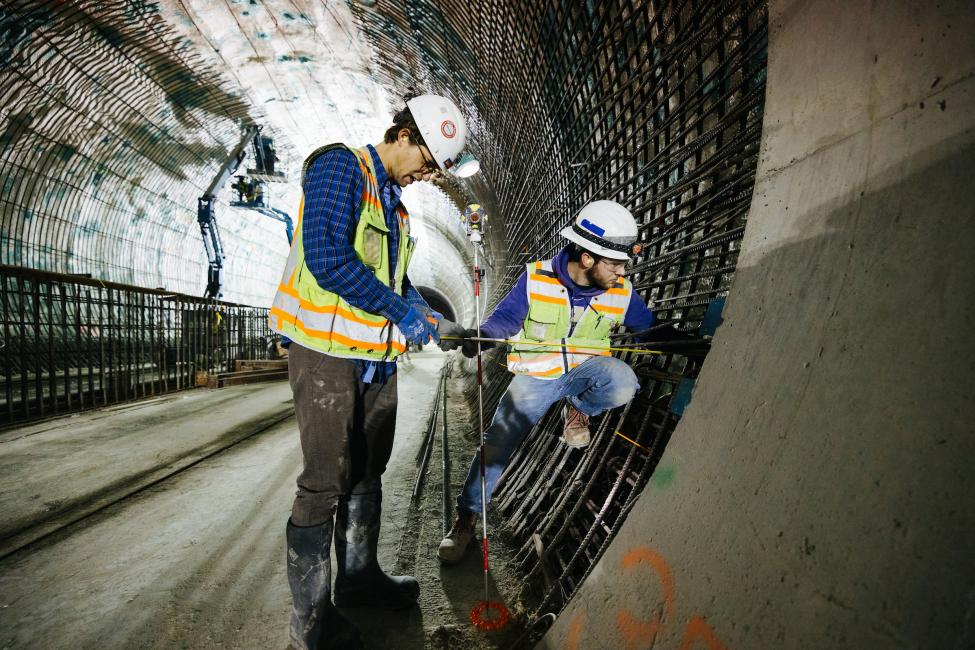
[356,0,768,618]
[0,0,287,305]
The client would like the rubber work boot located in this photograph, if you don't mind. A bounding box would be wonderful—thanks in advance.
[562,404,591,448]
[333,491,420,609]
[437,509,478,565]
[286,519,363,650]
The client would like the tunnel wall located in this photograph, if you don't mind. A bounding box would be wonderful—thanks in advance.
[540,1,975,648]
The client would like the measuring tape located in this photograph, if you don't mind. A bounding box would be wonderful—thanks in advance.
[440,335,663,356]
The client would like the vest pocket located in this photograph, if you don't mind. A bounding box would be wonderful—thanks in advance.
[361,224,387,269]
[579,310,617,340]
[524,300,565,341]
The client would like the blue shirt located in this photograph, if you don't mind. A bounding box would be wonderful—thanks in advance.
[291,144,430,383]
[479,247,655,339]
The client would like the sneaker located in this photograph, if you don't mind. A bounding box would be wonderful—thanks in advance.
[438,510,477,565]
[562,404,591,448]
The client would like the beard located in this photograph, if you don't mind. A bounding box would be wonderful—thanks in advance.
[584,265,615,290]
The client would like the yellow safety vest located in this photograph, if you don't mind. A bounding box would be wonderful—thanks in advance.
[507,259,632,378]
[269,145,415,361]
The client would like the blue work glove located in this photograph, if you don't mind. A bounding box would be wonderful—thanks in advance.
[398,305,440,345]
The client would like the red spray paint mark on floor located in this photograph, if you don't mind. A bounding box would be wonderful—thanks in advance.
[470,600,510,631]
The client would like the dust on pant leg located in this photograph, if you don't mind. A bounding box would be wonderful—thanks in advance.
[603,361,639,407]
[288,346,359,527]
[569,356,640,415]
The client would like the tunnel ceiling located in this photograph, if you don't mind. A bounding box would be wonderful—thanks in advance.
[2,1,256,301]
[0,0,398,305]
[0,0,484,307]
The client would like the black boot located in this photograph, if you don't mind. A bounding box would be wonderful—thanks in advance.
[286,519,363,650]
[333,490,420,609]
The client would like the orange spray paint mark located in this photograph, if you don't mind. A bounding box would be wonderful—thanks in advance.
[469,600,510,631]
[617,609,664,648]
[616,547,676,649]
[678,616,728,650]
[565,612,584,650]
[621,547,676,615]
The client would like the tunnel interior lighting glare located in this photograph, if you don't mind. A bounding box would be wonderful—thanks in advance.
[454,154,481,178]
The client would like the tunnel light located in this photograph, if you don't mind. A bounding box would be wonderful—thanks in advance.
[454,154,481,178]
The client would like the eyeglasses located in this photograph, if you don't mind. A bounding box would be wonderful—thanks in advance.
[418,144,440,177]
[596,257,627,273]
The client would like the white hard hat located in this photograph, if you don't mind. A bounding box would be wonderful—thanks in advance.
[406,94,468,174]
[560,200,639,261]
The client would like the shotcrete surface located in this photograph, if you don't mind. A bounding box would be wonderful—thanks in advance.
[540,2,975,649]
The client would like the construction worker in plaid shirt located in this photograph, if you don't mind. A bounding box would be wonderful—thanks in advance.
[270,94,470,650]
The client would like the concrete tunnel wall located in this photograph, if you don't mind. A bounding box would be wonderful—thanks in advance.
[540,2,975,648]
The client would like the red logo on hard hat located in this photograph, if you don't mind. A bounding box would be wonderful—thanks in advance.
[440,120,457,139]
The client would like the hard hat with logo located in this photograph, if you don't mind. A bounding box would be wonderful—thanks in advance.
[407,94,468,174]
[560,200,640,261]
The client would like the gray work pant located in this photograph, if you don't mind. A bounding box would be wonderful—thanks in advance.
[288,343,398,527]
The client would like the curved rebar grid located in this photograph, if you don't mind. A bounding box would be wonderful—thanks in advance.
[352,0,769,620]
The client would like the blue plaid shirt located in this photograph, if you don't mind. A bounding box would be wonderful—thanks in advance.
[295,144,430,382]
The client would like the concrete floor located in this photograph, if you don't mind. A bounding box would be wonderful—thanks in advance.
[0,349,524,649]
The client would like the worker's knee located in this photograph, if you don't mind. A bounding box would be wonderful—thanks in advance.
[605,375,639,407]
[349,476,382,496]
[592,357,639,407]
[290,493,340,527]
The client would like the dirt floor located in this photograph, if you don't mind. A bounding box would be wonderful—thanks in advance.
[380,357,528,650]
[0,349,527,649]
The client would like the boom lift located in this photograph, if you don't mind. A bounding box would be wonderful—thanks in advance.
[197,127,293,299]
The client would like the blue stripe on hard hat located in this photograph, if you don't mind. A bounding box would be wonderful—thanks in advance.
[570,223,633,254]
[580,218,605,236]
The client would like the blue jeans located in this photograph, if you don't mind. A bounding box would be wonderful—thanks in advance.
[456,356,639,515]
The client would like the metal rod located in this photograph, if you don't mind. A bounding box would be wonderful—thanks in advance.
[472,238,490,603]
[441,359,451,538]
[412,367,445,501]
[440,335,664,355]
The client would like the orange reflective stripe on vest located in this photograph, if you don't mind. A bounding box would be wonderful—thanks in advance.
[506,258,632,378]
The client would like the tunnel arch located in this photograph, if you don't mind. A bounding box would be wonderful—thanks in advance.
[1,1,967,647]
[350,0,771,619]
[415,285,456,323]
[538,2,975,648]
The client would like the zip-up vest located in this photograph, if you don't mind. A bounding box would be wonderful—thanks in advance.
[269,145,415,361]
[506,259,632,378]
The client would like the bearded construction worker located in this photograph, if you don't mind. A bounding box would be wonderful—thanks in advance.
[438,200,654,564]
[270,94,469,649]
